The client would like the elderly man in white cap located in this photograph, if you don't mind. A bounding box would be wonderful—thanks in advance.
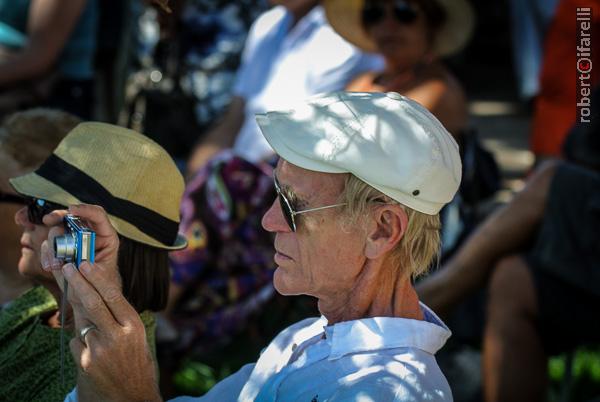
[52,91,461,402]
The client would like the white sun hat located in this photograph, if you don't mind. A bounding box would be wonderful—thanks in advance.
[255,91,461,215]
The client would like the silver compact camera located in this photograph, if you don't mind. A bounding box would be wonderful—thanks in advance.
[53,215,95,268]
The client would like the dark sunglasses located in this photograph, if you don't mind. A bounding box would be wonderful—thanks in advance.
[362,0,419,27]
[0,191,27,205]
[27,198,66,225]
[273,173,346,232]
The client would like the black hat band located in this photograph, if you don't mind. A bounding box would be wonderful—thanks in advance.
[36,154,179,247]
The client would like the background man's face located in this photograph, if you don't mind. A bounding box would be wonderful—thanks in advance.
[262,160,367,299]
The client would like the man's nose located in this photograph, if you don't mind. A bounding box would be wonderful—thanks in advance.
[262,198,291,233]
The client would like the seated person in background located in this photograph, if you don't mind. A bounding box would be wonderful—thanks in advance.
[57,91,460,401]
[3,122,186,401]
[0,0,98,119]
[327,0,473,138]
[186,0,383,172]
[0,109,79,308]
[417,86,600,402]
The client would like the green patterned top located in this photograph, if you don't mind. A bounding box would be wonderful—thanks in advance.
[0,286,156,402]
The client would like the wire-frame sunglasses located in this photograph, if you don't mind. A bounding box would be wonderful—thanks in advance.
[273,172,346,232]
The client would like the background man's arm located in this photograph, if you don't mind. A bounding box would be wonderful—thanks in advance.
[0,0,87,86]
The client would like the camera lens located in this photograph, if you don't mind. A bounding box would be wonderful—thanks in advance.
[54,235,77,262]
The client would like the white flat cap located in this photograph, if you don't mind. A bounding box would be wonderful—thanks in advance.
[255,91,462,215]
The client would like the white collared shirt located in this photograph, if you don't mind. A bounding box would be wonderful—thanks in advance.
[231,5,383,163]
[65,304,451,402]
[170,303,453,401]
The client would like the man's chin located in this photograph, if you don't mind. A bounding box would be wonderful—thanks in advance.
[273,269,304,296]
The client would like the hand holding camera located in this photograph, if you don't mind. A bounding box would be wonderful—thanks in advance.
[41,204,159,402]
[41,204,118,276]
[53,215,95,269]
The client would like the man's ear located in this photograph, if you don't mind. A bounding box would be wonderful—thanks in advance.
[364,205,408,260]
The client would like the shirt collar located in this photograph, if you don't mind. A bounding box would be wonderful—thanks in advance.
[324,302,451,360]
[283,6,325,44]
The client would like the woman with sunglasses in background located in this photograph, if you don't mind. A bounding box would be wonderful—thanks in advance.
[325,0,474,139]
[0,109,79,308]
[0,108,80,401]
[3,121,186,401]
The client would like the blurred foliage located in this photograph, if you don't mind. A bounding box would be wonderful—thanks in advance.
[174,361,226,395]
[548,347,600,402]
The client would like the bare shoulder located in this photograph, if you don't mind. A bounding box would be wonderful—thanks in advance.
[421,64,465,103]
[346,71,380,92]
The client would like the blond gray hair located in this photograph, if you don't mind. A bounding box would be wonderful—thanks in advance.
[337,174,441,279]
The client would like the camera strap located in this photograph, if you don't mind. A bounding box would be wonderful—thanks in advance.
[60,278,68,387]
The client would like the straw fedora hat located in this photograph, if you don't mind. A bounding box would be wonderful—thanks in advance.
[324,0,475,57]
[10,122,187,250]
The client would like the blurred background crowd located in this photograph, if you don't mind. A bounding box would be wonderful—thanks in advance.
[0,0,599,401]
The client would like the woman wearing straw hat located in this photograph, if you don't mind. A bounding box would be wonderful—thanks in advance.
[0,109,79,308]
[325,0,474,138]
[6,122,186,401]
[0,109,81,401]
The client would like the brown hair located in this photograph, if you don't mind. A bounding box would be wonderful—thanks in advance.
[118,235,170,313]
[0,108,81,170]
